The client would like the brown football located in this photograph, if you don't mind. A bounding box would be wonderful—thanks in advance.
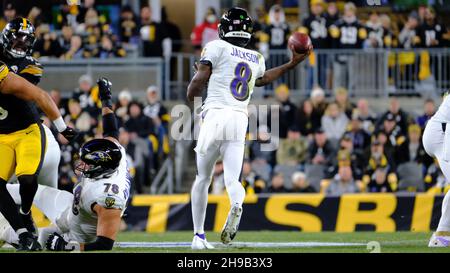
[288,32,312,54]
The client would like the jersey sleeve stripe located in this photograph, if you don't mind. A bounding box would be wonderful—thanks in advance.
[20,65,43,76]
[0,64,9,83]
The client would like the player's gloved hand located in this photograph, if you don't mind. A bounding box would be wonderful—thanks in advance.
[97,77,113,109]
[46,233,80,252]
[61,126,79,143]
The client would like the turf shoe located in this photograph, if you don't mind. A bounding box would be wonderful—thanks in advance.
[17,232,42,251]
[429,232,450,247]
[221,203,242,244]
[191,233,214,250]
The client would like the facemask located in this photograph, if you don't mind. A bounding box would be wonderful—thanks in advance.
[206,14,216,24]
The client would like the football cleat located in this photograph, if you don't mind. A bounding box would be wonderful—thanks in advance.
[221,203,242,244]
[428,232,450,247]
[17,232,42,251]
[20,211,38,237]
[191,234,214,250]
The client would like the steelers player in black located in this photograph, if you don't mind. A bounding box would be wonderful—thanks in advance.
[0,18,77,251]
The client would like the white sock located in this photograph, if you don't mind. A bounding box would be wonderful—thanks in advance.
[437,190,450,232]
[191,175,211,235]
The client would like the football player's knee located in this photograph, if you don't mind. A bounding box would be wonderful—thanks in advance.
[195,174,212,185]
[17,175,38,186]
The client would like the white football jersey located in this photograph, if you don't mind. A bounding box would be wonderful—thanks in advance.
[431,95,450,123]
[59,143,131,243]
[200,39,266,113]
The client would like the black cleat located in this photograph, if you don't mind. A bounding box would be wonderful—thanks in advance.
[20,211,38,237]
[17,232,42,251]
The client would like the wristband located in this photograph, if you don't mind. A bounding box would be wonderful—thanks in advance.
[53,116,67,132]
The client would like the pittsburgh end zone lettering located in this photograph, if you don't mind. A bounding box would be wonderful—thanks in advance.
[89,194,443,232]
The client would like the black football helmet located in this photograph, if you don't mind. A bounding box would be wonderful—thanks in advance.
[77,138,122,179]
[1,17,36,59]
[218,7,253,47]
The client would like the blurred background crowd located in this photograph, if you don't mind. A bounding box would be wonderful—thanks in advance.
[1,0,449,196]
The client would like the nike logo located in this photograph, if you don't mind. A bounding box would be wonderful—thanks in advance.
[25,131,33,135]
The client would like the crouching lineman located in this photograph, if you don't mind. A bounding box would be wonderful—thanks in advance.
[423,89,450,247]
[0,78,131,251]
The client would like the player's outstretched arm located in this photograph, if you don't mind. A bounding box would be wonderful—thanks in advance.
[46,204,121,251]
[255,44,312,87]
[80,205,121,251]
[97,77,120,142]
[187,63,212,101]
[0,71,78,141]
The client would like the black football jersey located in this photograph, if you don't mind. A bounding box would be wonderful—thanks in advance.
[0,51,43,133]
[329,19,367,49]
[301,15,330,49]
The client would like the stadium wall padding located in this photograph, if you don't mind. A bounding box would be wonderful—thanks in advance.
[30,193,445,232]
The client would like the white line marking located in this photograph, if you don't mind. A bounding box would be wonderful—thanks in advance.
[115,241,366,248]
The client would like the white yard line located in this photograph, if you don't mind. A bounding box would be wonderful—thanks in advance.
[114,241,366,248]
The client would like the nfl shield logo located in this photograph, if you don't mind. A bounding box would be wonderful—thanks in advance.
[105,197,116,208]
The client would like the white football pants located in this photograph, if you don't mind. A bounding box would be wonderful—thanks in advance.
[191,108,247,234]
[423,120,450,232]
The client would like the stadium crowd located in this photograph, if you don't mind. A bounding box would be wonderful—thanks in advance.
[209,84,444,195]
[43,75,170,195]
[1,1,448,196]
[0,0,448,60]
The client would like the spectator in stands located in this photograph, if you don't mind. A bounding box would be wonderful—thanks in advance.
[248,6,267,51]
[365,139,395,180]
[50,89,67,117]
[398,11,420,49]
[310,86,328,126]
[248,125,276,181]
[27,6,43,28]
[190,7,219,55]
[347,113,371,152]
[355,98,376,134]
[119,128,149,194]
[0,3,16,31]
[124,101,155,139]
[334,87,355,119]
[76,0,97,25]
[275,84,296,139]
[291,171,316,193]
[365,11,383,48]
[276,128,308,166]
[58,24,76,54]
[308,128,336,167]
[329,3,367,49]
[161,7,182,53]
[321,102,349,146]
[64,98,95,136]
[396,124,433,167]
[295,99,318,138]
[140,6,168,57]
[144,85,170,131]
[265,5,290,50]
[367,167,393,193]
[33,24,63,58]
[60,35,83,60]
[416,7,446,48]
[77,8,112,58]
[72,74,100,117]
[325,162,359,195]
[119,5,139,45]
[241,159,266,194]
[338,133,365,179]
[97,34,126,58]
[424,158,447,191]
[267,172,288,193]
[377,97,409,135]
[416,99,435,129]
[300,0,328,49]
[324,0,339,25]
[115,89,132,125]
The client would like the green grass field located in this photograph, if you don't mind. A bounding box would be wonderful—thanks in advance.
[110,231,450,253]
[2,231,450,253]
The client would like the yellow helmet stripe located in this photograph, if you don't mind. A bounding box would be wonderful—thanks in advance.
[22,18,27,30]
